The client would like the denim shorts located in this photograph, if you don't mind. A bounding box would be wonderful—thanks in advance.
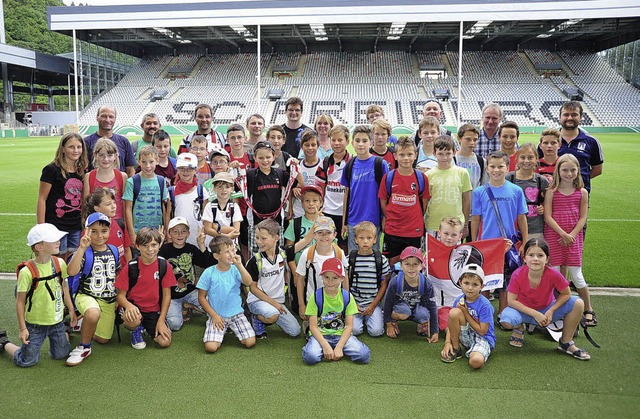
[59,229,81,253]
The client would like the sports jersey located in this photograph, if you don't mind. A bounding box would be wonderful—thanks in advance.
[115,258,177,313]
[246,249,287,304]
[378,170,430,237]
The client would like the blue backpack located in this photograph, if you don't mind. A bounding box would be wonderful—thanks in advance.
[314,287,351,318]
[394,271,427,296]
[68,244,120,300]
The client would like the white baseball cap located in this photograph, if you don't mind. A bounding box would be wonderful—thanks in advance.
[176,153,198,169]
[168,217,190,230]
[27,223,68,246]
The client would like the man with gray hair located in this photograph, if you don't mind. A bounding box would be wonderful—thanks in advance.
[413,100,452,147]
[476,103,503,158]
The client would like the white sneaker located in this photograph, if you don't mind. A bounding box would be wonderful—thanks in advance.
[66,345,91,366]
[71,317,83,333]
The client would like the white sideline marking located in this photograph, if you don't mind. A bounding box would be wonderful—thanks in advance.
[0,213,639,222]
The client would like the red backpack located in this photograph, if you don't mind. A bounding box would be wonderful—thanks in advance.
[16,258,63,312]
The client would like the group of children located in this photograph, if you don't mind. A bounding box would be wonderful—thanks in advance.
[1,112,597,368]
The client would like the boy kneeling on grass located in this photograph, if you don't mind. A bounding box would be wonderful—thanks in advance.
[441,264,496,369]
[302,258,370,365]
[115,227,176,350]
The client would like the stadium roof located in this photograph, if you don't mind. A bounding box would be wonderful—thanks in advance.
[48,0,640,56]
[0,44,71,86]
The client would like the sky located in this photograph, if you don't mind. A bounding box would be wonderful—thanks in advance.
[62,0,251,5]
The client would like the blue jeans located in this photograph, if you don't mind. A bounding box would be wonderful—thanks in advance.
[393,302,431,324]
[499,296,578,327]
[248,300,301,337]
[353,305,384,337]
[167,289,202,331]
[59,229,81,253]
[13,322,70,367]
[302,334,370,365]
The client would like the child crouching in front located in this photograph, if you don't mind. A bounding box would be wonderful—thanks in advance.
[441,264,496,369]
[115,227,175,350]
[302,258,370,365]
[197,236,255,353]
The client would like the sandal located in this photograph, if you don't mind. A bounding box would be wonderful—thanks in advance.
[558,340,591,360]
[582,310,598,327]
[509,328,524,348]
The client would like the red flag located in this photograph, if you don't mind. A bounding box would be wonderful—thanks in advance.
[426,235,505,308]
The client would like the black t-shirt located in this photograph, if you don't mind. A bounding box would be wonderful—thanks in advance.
[40,163,83,232]
[281,124,309,157]
[247,167,290,224]
[79,248,118,303]
[159,242,215,299]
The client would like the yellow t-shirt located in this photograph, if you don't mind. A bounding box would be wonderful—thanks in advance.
[17,258,68,326]
[426,166,472,231]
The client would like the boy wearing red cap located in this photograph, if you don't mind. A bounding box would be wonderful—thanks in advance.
[383,247,438,342]
[302,257,370,365]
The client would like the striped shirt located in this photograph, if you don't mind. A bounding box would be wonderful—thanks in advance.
[349,253,391,305]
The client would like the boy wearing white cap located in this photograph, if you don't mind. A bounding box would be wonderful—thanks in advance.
[174,152,210,246]
[0,224,77,367]
[440,264,496,369]
[65,213,120,366]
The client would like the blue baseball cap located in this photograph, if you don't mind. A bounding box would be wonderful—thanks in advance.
[85,212,111,228]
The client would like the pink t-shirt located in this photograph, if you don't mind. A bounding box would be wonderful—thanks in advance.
[508,265,569,310]
[88,169,125,220]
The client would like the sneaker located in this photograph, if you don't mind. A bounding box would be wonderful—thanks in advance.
[441,346,463,363]
[65,345,91,366]
[0,330,9,351]
[130,325,146,349]
[251,315,268,339]
[71,317,83,333]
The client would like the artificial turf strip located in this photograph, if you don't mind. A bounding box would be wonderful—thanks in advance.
[0,283,637,417]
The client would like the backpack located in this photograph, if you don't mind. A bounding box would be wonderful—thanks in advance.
[384,168,426,212]
[16,257,63,312]
[67,245,119,300]
[348,249,384,297]
[126,256,168,306]
[343,156,385,225]
[505,172,544,206]
[394,270,427,296]
[453,153,484,174]
[132,173,168,219]
[303,243,344,301]
[167,182,204,221]
[88,169,124,195]
[314,287,350,318]
[208,198,235,226]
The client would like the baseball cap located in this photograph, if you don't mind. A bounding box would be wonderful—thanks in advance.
[300,185,324,198]
[459,264,485,284]
[320,257,345,278]
[209,147,230,161]
[168,217,190,230]
[253,141,276,154]
[27,223,68,246]
[176,153,198,169]
[85,212,111,228]
[399,246,423,263]
[313,216,335,232]
[212,171,235,185]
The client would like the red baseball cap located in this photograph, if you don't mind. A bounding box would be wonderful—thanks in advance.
[300,184,324,198]
[399,246,423,263]
[320,257,345,278]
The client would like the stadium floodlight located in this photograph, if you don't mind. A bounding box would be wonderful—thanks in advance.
[537,18,583,38]
[153,27,191,43]
[462,20,492,39]
[387,22,406,40]
[310,23,328,41]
